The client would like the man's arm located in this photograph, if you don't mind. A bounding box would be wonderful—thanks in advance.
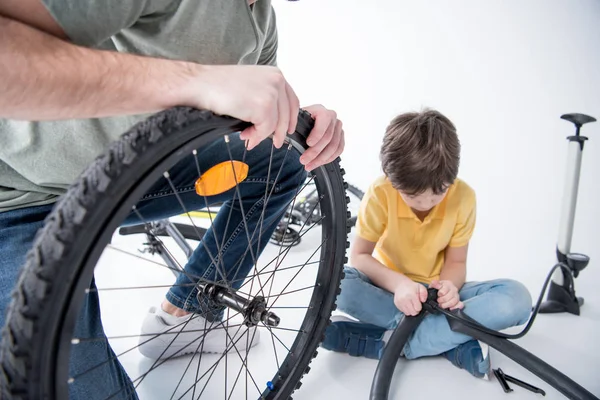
[0,14,202,121]
[0,1,300,149]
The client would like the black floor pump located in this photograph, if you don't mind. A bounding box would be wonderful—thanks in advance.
[539,113,596,315]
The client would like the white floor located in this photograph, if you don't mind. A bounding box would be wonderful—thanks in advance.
[96,225,600,400]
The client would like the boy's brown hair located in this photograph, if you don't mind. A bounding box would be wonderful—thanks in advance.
[380,109,460,195]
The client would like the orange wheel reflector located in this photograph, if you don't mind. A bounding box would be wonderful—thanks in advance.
[195,161,249,197]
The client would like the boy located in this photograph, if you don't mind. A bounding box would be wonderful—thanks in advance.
[321,109,532,379]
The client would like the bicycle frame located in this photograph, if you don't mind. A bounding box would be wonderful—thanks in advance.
[370,290,599,400]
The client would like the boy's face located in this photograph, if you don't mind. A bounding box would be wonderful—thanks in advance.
[399,188,448,213]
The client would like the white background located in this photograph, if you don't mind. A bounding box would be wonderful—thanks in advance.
[272,0,600,398]
[274,0,600,294]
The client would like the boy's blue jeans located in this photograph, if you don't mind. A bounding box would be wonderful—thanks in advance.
[337,266,533,359]
[0,134,306,399]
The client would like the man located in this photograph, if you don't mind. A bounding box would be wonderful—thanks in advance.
[0,1,344,398]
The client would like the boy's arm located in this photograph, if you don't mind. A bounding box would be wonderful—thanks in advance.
[431,245,468,309]
[432,186,476,309]
[350,236,414,294]
[351,236,427,316]
[439,244,468,290]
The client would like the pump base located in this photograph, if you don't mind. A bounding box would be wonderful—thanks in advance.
[539,280,583,315]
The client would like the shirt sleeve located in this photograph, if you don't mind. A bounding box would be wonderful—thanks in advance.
[258,7,278,66]
[41,0,168,47]
[449,189,476,247]
[355,183,388,243]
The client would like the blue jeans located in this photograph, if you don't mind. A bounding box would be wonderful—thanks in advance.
[337,267,532,359]
[0,133,306,399]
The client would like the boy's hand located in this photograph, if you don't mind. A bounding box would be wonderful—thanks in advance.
[430,280,464,310]
[393,281,428,316]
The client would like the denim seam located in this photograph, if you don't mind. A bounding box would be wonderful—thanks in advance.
[140,179,281,201]
[140,186,195,201]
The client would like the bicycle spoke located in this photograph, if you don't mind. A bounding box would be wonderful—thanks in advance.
[262,325,306,334]
[106,244,168,268]
[74,324,243,343]
[192,308,213,400]
[223,174,317,294]
[172,314,239,400]
[134,309,219,390]
[133,315,239,391]
[214,143,248,290]
[262,322,289,359]
[224,323,262,400]
[264,191,324,301]
[164,316,252,400]
[192,149,230,291]
[70,312,239,381]
[252,142,293,300]
[228,260,319,287]
[268,284,319,302]
[89,282,196,292]
[224,308,229,400]
[195,359,220,400]
[173,323,259,400]
[169,314,210,400]
[220,323,262,398]
[163,172,229,284]
[250,219,325,306]
[223,136,262,293]
[236,216,324,294]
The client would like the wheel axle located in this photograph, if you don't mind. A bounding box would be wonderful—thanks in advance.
[197,283,280,327]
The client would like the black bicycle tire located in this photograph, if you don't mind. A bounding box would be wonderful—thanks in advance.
[0,107,350,400]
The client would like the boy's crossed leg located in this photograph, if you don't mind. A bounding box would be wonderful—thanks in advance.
[322,267,532,379]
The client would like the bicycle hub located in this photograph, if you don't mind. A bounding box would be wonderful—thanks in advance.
[197,282,280,328]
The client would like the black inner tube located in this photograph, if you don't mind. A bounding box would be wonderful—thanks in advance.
[369,264,599,400]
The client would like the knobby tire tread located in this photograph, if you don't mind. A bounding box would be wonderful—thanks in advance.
[0,106,349,400]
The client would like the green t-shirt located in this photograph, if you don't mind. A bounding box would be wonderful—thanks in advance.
[0,0,278,212]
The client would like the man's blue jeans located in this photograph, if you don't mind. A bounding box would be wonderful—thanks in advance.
[336,267,532,359]
[0,134,306,399]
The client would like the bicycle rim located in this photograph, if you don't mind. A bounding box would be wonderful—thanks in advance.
[0,107,349,400]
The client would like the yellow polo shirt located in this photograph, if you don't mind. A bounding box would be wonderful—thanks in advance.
[355,175,476,284]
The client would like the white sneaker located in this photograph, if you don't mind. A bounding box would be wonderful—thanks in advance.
[138,306,260,360]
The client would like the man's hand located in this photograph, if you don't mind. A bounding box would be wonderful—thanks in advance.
[430,280,464,310]
[393,281,428,316]
[299,104,345,171]
[190,65,300,151]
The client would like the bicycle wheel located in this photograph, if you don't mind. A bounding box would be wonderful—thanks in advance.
[0,107,350,400]
[270,181,363,247]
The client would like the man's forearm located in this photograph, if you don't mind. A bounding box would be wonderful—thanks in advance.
[352,254,412,294]
[0,15,200,121]
[440,261,466,290]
